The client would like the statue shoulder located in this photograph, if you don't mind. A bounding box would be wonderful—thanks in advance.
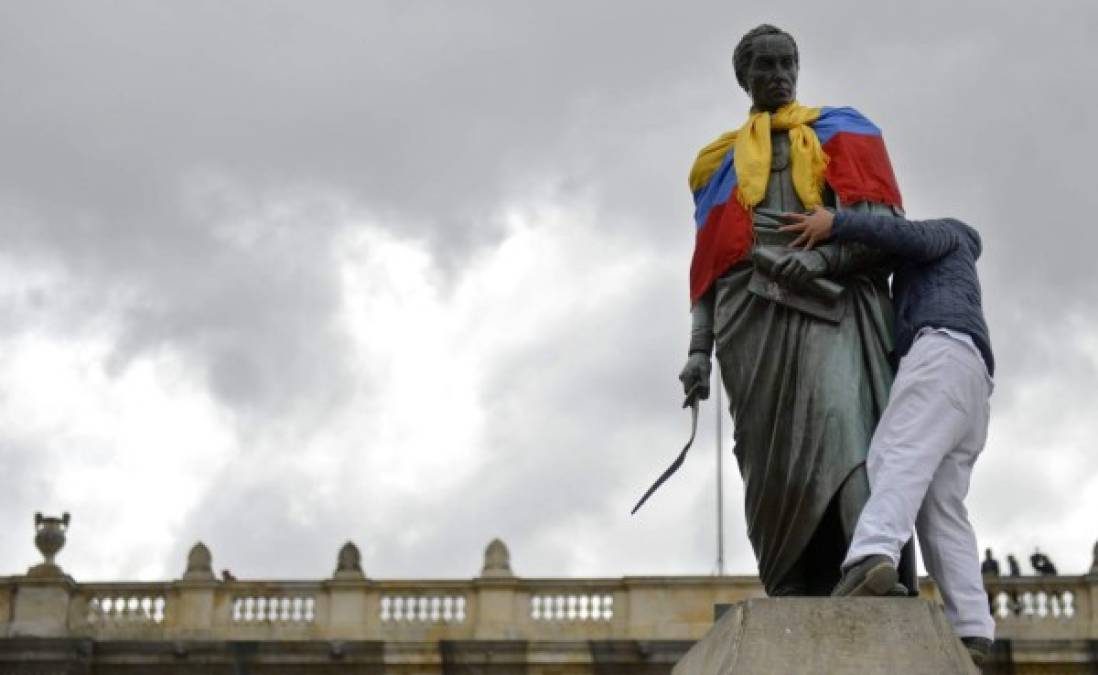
[812,106,884,141]
[690,130,738,193]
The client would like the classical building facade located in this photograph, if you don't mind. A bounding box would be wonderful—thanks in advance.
[2,516,1096,674]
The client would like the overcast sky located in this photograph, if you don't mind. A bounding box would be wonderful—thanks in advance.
[1,1,1096,583]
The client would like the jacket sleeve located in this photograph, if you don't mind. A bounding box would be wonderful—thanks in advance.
[831,212,969,263]
[814,201,898,277]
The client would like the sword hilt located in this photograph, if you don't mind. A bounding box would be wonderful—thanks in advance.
[683,382,704,408]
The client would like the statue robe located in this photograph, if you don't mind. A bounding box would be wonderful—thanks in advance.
[714,132,902,594]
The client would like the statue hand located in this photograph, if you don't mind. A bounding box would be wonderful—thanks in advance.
[678,352,712,402]
[772,249,828,289]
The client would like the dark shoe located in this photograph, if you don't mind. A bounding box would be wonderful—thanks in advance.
[961,636,992,665]
[885,583,910,597]
[831,555,898,597]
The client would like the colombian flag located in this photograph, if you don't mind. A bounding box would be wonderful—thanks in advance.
[688,107,902,304]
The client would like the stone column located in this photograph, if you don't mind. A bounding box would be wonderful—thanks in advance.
[327,541,375,639]
[175,542,218,638]
[9,576,76,638]
[9,513,75,637]
[1086,540,1098,640]
[473,538,521,639]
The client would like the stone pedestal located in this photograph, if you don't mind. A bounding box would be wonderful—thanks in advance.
[9,577,76,638]
[672,598,978,675]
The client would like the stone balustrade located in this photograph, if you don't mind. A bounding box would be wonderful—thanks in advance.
[3,551,1096,645]
[2,522,1097,673]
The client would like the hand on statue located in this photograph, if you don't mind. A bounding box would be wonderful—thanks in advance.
[772,249,828,288]
[678,352,711,402]
[780,206,835,250]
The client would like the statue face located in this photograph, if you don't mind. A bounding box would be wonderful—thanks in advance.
[744,34,798,112]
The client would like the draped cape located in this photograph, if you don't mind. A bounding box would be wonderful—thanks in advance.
[688,106,902,303]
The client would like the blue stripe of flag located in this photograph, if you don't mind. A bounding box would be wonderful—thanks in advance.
[813,106,881,145]
[693,148,738,228]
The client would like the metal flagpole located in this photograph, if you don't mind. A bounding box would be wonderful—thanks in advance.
[715,363,725,575]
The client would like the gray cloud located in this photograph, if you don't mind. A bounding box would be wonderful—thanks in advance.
[2,0,1097,580]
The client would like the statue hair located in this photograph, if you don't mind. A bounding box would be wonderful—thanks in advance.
[732,24,799,92]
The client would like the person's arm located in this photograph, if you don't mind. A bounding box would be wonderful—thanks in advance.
[813,201,897,275]
[782,208,971,263]
[771,201,895,283]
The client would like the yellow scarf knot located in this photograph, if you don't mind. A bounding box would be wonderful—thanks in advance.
[732,102,828,210]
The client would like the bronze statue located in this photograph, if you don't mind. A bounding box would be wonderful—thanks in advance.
[679,25,915,595]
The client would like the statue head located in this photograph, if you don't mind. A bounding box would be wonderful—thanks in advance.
[733,24,799,113]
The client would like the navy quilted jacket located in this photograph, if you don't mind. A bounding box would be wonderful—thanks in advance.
[831,211,995,376]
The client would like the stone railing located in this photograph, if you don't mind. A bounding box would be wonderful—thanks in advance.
[2,525,1097,650]
[983,574,1096,641]
[5,574,770,643]
[4,567,1097,646]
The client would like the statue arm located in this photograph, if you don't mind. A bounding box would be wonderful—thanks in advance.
[679,288,714,400]
[688,289,715,356]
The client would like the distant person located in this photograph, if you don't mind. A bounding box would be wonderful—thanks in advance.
[981,549,1000,576]
[1007,554,1021,577]
[781,207,995,665]
[1030,550,1058,576]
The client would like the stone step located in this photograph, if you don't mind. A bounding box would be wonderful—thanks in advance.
[673,597,979,675]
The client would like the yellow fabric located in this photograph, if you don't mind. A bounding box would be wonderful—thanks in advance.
[689,102,828,210]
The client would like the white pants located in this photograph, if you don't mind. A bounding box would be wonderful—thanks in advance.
[843,328,995,640]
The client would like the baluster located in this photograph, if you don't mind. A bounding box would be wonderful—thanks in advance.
[456,596,466,622]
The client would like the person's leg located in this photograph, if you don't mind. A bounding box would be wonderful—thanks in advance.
[841,335,971,571]
[915,345,995,640]
[837,465,918,594]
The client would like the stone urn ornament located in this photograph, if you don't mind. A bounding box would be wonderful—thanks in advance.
[29,511,70,577]
[332,541,365,580]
